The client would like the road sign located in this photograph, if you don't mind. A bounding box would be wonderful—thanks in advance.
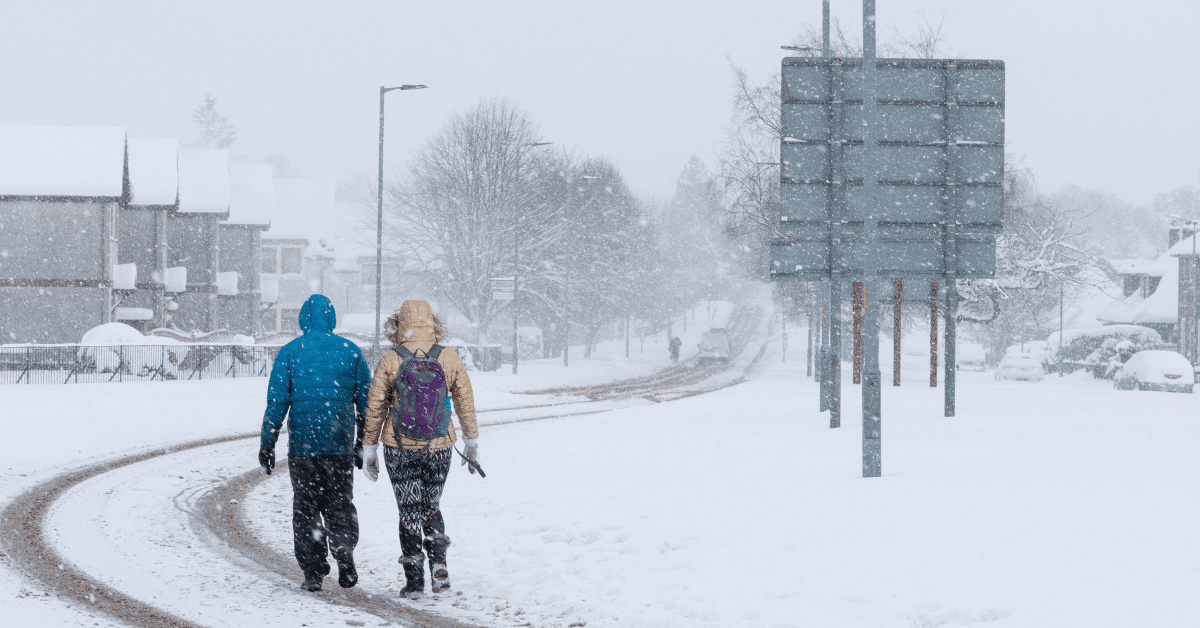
[491,277,515,302]
[770,57,1005,281]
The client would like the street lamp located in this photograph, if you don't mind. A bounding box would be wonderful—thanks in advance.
[563,174,599,367]
[373,84,427,364]
[512,141,552,374]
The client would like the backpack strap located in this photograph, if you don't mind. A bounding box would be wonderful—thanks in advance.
[427,344,444,360]
[392,345,416,362]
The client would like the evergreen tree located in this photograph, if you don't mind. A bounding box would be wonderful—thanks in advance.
[191,93,237,149]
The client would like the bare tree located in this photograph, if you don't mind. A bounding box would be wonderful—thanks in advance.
[382,97,655,353]
[791,12,954,59]
[383,97,550,343]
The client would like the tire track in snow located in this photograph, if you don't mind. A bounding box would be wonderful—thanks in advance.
[0,304,773,627]
[0,434,250,628]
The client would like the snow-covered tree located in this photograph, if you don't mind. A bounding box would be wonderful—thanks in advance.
[381,98,654,350]
[190,93,237,149]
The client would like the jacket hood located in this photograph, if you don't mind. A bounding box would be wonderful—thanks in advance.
[299,294,337,334]
[386,299,445,345]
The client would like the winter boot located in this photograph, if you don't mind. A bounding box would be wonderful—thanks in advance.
[424,532,451,594]
[301,573,323,592]
[399,553,425,599]
[430,563,450,593]
[333,550,357,589]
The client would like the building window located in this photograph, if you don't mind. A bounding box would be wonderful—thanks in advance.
[261,248,277,274]
[282,248,303,274]
[281,308,301,332]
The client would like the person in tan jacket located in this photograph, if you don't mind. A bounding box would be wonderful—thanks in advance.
[360,300,479,599]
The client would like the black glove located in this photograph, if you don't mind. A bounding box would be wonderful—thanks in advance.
[258,448,275,475]
[354,430,364,469]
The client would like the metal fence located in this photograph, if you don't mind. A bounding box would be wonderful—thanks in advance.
[0,344,282,385]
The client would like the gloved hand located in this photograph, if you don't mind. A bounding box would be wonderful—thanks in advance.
[258,448,275,475]
[362,445,379,482]
[461,439,478,474]
[353,431,364,470]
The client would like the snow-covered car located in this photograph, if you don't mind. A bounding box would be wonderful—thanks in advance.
[1112,350,1194,393]
[956,343,987,371]
[994,354,1045,382]
[697,328,731,364]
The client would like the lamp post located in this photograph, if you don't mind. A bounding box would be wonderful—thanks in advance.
[564,174,599,367]
[373,84,426,364]
[512,141,552,374]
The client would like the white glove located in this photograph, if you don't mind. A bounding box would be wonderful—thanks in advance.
[362,445,380,482]
[462,438,478,474]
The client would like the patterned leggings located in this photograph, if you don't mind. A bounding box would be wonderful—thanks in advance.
[384,445,452,565]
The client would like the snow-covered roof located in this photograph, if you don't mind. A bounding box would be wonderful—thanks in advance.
[0,125,126,198]
[1108,258,1164,277]
[226,164,275,225]
[177,149,230,213]
[127,139,178,206]
[261,180,368,261]
[1098,235,1196,325]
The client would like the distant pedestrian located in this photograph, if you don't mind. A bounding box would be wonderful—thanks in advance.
[259,294,371,592]
[669,335,682,364]
[361,300,480,600]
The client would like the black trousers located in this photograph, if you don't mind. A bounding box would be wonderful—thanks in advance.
[384,446,452,569]
[289,455,359,578]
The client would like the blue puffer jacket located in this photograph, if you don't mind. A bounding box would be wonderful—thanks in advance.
[260,294,372,456]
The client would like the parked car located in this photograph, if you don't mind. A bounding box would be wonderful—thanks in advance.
[1113,350,1194,393]
[956,343,987,371]
[994,354,1045,382]
[697,328,731,364]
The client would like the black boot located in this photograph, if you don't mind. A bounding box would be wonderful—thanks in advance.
[301,572,323,592]
[399,553,425,599]
[333,550,357,589]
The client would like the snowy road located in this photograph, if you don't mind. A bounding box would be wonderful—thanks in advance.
[3,298,1199,627]
[1,303,773,627]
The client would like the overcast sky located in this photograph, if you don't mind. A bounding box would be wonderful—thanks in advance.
[2,1,1197,205]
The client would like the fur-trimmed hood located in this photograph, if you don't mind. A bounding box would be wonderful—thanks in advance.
[385,300,446,346]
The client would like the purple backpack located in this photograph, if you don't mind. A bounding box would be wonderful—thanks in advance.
[389,345,452,441]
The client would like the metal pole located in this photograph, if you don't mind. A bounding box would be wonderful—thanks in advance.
[512,147,522,375]
[806,305,814,377]
[564,175,573,368]
[626,314,631,358]
[894,278,902,386]
[819,305,829,408]
[782,303,787,362]
[822,0,830,57]
[945,279,957,417]
[852,281,863,384]
[374,86,386,365]
[930,279,939,387]
[861,0,882,477]
[829,279,842,428]
[1059,282,1064,376]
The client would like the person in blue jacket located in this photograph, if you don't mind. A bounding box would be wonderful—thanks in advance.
[259,294,372,592]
